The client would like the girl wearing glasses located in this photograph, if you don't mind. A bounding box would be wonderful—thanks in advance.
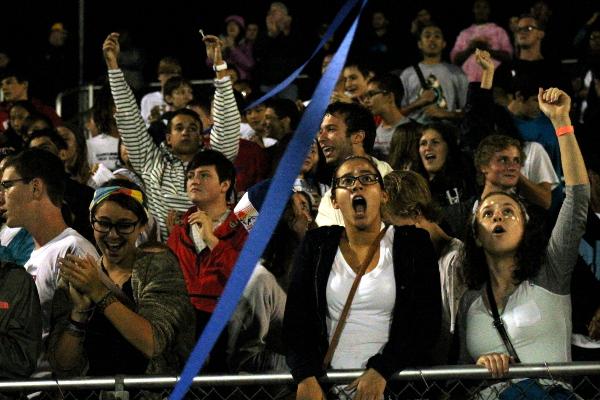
[48,179,195,379]
[283,155,441,399]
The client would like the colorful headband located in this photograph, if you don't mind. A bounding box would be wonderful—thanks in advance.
[89,186,148,215]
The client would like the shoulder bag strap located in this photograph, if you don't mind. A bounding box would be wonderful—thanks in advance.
[485,282,521,363]
[322,225,390,370]
[413,63,429,89]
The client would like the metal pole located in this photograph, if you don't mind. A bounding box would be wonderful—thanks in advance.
[0,363,598,391]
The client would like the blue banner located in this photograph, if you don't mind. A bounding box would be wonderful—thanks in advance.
[169,0,369,398]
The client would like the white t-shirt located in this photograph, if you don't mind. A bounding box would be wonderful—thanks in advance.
[25,228,98,341]
[87,134,120,171]
[522,141,560,190]
[326,227,395,369]
[140,90,165,126]
[373,118,410,158]
[0,225,22,246]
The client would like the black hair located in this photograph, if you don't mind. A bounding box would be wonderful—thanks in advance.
[91,85,116,135]
[59,122,90,181]
[461,190,546,289]
[343,61,374,80]
[518,13,545,31]
[91,179,149,225]
[324,102,377,154]
[3,148,66,207]
[165,108,204,134]
[330,155,384,201]
[264,98,301,130]
[163,76,192,99]
[185,149,236,202]
[28,128,68,151]
[0,66,28,83]
[368,73,405,108]
[8,100,36,116]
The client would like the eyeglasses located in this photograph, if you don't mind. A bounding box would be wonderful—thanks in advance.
[362,90,388,99]
[0,178,31,190]
[516,25,541,33]
[335,173,380,188]
[91,218,139,234]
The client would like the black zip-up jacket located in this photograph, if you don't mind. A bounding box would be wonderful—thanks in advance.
[283,225,441,383]
[0,262,42,379]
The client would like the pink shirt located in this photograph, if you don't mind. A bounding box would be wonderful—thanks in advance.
[450,23,513,82]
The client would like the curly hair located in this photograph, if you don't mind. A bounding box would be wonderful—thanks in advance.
[460,191,547,289]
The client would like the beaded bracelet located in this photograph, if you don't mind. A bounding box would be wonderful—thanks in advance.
[555,125,574,137]
[96,291,118,314]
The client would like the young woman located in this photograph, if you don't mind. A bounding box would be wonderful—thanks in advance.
[57,123,91,185]
[418,122,477,208]
[48,180,195,377]
[283,155,441,399]
[457,88,589,395]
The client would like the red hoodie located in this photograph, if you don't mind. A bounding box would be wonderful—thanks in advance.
[167,206,248,313]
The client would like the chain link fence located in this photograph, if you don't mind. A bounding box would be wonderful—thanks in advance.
[0,362,598,400]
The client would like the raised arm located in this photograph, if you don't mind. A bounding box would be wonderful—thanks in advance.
[204,35,241,161]
[537,88,590,291]
[103,33,161,175]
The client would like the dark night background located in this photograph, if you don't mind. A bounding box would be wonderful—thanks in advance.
[2,0,599,94]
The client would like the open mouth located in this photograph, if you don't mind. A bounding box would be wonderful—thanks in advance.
[425,153,436,161]
[352,196,367,215]
[492,225,505,234]
[321,146,333,157]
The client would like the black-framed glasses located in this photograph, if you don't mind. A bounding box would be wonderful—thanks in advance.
[0,178,31,190]
[91,218,139,234]
[516,25,541,33]
[335,173,380,189]
[363,90,388,99]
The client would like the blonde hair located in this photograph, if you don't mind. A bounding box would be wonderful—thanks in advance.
[382,170,440,223]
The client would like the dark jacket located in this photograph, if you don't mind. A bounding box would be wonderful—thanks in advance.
[283,225,441,383]
[0,262,42,379]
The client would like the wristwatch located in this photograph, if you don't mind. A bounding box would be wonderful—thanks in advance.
[213,62,228,72]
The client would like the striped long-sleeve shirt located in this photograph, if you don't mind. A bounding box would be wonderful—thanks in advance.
[108,69,240,240]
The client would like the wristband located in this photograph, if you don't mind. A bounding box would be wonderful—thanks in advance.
[96,291,118,314]
[67,317,87,337]
[555,125,574,137]
[213,62,228,72]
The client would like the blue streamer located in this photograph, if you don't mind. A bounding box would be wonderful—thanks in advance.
[169,1,369,398]
[244,0,360,110]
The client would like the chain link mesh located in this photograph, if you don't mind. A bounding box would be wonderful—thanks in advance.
[2,374,599,400]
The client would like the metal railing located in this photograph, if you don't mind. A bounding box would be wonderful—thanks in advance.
[0,362,598,399]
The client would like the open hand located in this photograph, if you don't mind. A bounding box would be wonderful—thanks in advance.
[58,254,106,302]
